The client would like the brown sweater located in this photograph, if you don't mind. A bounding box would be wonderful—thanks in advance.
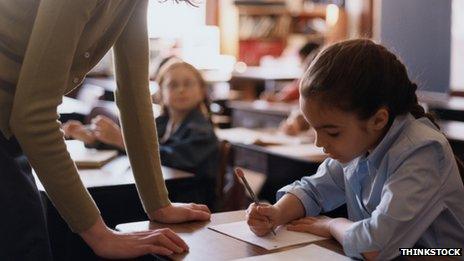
[0,0,170,232]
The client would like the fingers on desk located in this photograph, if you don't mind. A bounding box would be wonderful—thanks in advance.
[140,228,188,254]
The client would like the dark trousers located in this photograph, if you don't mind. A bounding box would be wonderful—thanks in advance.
[0,134,52,261]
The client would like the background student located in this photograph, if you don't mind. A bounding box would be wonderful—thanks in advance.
[246,39,464,260]
[0,1,210,259]
[260,41,320,103]
[64,60,219,208]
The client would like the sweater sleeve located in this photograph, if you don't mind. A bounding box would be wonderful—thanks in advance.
[10,0,100,233]
[112,0,171,215]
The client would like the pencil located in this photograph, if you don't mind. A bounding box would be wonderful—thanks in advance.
[235,168,277,236]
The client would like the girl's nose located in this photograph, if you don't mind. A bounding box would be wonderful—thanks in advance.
[314,133,324,148]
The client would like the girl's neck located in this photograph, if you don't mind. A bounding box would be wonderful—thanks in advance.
[367,125,391,154]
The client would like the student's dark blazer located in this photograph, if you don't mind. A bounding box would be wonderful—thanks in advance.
[94,108,219,206]
[156,109,219,180]
[156,109,219,208]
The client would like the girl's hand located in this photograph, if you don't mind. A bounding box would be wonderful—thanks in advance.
[62,120,96,145]
[246,203,281,236]
[91,115,124,149]
[149,203,211,223]
[286,215,333,238]
[80,217,188,259]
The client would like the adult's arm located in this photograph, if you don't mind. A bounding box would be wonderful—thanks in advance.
[10,0,100,233]
[112,0,171,216]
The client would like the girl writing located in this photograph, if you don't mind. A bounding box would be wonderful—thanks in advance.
[246,39,464,260]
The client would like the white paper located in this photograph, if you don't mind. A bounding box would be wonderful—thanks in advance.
[233,244,351,261]
[208,221,326,250]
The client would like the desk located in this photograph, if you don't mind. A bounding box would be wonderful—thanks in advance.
[34,156,197,261]
[232,66,302,81]
[116,211,457,261]
[418,91,464,121]
[438,120,464,161]
[58,96,93,123]
[58,96,119,124]
[116,210,344,261]
[35,156,194,192]
[216,128,325,204]
[230,67,302,100]
[227,100,298,128]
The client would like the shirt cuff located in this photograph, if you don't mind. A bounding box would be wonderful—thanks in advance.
[342,221,367,259]
[276,185,321,216]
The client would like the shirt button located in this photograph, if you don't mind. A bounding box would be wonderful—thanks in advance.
[84,52,90,58]
[73,77,80,84]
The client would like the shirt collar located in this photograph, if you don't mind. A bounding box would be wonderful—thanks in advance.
[366,113,413,171]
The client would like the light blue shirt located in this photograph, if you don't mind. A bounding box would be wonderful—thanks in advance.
[277,114,464,260]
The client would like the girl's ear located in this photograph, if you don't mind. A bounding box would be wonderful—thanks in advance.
[369,107,389,131]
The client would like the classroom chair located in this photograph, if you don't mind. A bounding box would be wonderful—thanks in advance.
[215,141,249,211]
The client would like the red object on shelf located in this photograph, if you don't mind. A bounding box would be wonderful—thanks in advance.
[239,39,285,66]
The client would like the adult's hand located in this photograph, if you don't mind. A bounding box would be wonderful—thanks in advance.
[149,203,211,223]
[80,217,188,259]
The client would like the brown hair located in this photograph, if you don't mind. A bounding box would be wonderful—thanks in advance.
[155,60,211,118]
[300,38,464,182]
[301,39,436,126]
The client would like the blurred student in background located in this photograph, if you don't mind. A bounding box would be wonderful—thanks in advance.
[261,41,320,103]
[64,60,219,208]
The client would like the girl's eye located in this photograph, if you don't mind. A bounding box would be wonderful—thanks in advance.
[165,82,178,90]
[327,132,340,137]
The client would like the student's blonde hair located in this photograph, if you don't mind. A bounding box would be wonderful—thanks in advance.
[155,60,211,118]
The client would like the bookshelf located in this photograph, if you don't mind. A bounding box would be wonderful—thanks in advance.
[229,1,346,65]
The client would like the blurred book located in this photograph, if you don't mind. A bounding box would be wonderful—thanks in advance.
[65,140,118,168]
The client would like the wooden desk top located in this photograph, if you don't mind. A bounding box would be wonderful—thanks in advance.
[216,128,326,163]
[227,100,298,116]
[232,66,303,81]
[438,120,464,142]
[116,210,344,261]
[117,211,458,261]
[34,156,194,191]
[418,91,464,111]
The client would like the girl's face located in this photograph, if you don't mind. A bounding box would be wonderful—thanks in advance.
[161,66,205,113]
[301,97,388,163]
